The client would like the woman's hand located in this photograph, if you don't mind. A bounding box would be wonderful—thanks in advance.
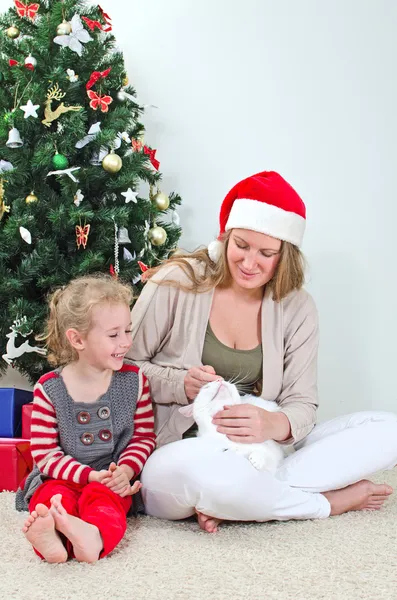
[212,404,291,443]
[184,365,222,400]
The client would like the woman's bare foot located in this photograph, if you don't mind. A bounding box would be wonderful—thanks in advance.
[22,504,67,563]
[195,509,223,533]
[50,494,103,563]
[322,480,393,516]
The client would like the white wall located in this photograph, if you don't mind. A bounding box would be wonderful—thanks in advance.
[1,0,396,421]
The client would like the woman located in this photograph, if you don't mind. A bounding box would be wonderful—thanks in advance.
[129,171,397,532]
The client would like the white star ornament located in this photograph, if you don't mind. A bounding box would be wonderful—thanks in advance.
[20,100,40,119]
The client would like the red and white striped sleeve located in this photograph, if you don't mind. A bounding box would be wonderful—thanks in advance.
[30,374,93,484]
[118,370,156,476]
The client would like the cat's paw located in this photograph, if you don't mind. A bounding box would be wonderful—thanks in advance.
[248,450,278,473]
[248,450,267,471]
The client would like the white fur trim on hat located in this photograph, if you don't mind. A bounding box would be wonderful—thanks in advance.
[208,239,223,263]
[225,198,306,247]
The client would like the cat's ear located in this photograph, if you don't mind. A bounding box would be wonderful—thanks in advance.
[179,404,194,418]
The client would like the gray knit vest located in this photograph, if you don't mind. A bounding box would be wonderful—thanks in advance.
[16,367,142,513]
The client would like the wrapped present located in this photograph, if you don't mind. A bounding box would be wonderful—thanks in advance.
[0,438,33,492]
[22,403,33,439]
[0,388,33,437]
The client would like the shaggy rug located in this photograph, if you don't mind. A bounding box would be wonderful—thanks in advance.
[1,469,396,600]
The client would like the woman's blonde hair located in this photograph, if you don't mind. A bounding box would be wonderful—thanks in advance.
[39,274,133,366]
[145,230,306,301]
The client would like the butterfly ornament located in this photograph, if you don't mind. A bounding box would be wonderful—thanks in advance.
[76,224,90,249]
[54,14,92,57]
[87,90,113,113]
[14,0,39,20]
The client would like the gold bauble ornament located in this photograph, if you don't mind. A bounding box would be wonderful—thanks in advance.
[6,25,20,39]
[153,191,170,211]
[122,75,129,87]
[25,192,38,204]
[148,226,167,246]
[102,153,123,173]
[56,20,72,35]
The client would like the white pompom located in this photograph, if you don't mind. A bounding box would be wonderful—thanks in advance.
[208,239,223,263]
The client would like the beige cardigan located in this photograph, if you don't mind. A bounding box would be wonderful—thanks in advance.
[128,260,319,448]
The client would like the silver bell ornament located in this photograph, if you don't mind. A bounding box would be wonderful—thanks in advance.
[149,225,167,246]
[90,151,102,166]
[6,127,23,148]
[117,90,127,102]
[118,227,131,244]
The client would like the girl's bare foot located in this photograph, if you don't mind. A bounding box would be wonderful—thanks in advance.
[50,494,103,563]
[322,480,393,516]
[195,509,223,533]
[22,503,67,563]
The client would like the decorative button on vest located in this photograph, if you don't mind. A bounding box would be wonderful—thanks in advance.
[77,411,91,424]
[99,429,112,442]
[81,432,94,445]
[97,406,111,420]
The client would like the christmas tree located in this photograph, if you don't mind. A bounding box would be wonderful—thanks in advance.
[0,0,182,383]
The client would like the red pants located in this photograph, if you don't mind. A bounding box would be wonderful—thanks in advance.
[29,479,132,560]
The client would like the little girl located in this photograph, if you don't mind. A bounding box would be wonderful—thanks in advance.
[16,274,156,563]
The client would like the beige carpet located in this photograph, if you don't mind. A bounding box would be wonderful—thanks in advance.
[1,469,396,600]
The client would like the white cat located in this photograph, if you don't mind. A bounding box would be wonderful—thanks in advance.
[179,380,286,473]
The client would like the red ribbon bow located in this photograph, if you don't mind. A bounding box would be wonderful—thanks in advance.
[9,58,34,71]
[86,67,111,90]
[98,5,112,31]
[144,146,160,171]
[87,90,113,113]
[82,6,112,33]
[76,224,90,249]
[14,0,39,19]
[82,17,103,31]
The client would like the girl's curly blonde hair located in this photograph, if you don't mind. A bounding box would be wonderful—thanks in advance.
[38,274,133,367]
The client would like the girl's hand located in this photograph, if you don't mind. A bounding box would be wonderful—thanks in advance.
[124,480,143,497]
[88,469,111,483]
[212,404,291,443]
[102,462,135,497]
[184,365,222,400]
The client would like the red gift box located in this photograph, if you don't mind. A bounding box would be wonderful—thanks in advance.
[0,438,33,492]
[22,403,33,439]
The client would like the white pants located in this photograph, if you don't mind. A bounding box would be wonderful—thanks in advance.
[141,411,397,522]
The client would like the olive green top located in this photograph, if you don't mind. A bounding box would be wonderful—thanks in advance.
[201,322,263,395]
[183,321,263,439]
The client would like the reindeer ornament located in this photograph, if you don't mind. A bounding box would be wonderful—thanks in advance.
[42,83,82,128]
[2,317,46,366]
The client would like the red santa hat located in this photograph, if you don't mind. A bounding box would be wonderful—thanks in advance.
[208,170,306,262]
